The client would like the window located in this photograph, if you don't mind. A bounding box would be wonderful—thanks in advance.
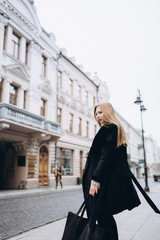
[17,156,26,167]
[58,71,63,89]
[40,98,46,116]
[78,85,81,100]
[12,32,20,59]
[25,42,29,65]
[94,124,97,135]
[57,108,62,125]
[93,96,96,106]
[85,90,88,104]
[86,121,89,138]
[69,79,73,96]
[56,148,73,175]
[80,151,83,177]
[0,79,4,102]
[42,55,47,77]
[3,26,7,50]
[10,84,18,105]
[78,117,82,136]
[23,91,27,109]
[69,113,73,133]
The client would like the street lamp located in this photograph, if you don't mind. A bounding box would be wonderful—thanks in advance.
[134,89,150,192]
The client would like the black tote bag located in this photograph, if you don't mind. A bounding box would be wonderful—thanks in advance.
[61,195,110,240]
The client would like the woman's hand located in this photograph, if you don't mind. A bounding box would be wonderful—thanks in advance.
[89,183,98,196]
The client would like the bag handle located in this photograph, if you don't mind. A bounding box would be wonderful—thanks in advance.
[130,171,160,214]
[89,195,97,225]
[76,194,90,218]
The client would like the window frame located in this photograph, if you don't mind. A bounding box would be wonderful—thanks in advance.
[86,121,89,138]
[25,42,29,65]
[40,98,46,117]
[78,117,82,136]
[78,85,81,101]
[12,31,20,59]
[58,71,63,89]
[42,55,47,77]
[69,79,73,96]
[69,113,73,133]
[85,90,88,104]
[3,26,7,51]
[0,79,4,102]
[9,84,18,105]
[57,108,62,125]
[23,90,27,109]
[56,147,73,175]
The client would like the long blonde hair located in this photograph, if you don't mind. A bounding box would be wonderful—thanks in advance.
[94,102,127,147]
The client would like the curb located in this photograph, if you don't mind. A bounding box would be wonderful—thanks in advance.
[0,185,82,200]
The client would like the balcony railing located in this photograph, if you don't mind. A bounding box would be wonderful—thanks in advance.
[0,103,60,135]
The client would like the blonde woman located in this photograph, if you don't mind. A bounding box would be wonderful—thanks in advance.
[82,102,141,239]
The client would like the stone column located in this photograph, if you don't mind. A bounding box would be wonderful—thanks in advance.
[0,21,5,72]
[2,78,10,103]
[29,40,42,114]
[5,25,13,55]
[19,36,26,63]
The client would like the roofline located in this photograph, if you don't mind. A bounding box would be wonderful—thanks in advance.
[60,53,98,87]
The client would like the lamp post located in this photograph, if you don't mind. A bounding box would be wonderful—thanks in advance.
[134,89,150,192]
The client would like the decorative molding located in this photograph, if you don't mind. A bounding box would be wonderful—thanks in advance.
[38,81,54,95]
[0,15,8,28]
[0,0,40,37]
[3,63,30,80]
[12,141,28,151]
[58,94,69,105]
[30,39,42,54]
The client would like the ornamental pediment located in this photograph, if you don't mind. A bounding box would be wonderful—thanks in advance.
[4,64,30,80]
[69,100,77,110]
[58,94,69,104]
[38,82,54,95]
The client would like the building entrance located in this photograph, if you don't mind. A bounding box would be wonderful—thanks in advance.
[39,146,49,186]
[0,142,16,189]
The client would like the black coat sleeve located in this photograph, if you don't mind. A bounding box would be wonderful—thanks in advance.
[92,124,117,183]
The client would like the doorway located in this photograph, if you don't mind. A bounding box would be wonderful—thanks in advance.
[39,146,49,186]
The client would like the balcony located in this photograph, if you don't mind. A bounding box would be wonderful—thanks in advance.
[0,103,60,135]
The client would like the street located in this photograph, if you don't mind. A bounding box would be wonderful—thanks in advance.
[0,189,83,240]
[0,179,160,240]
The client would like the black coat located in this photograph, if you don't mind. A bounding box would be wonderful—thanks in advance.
[82,123,141,217]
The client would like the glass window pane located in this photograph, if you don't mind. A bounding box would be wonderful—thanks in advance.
[12,34,19,43]
[56,148,73,176]
[62,149,72,175]
[56,147,60,168]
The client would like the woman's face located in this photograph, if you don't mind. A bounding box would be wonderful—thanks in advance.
[95,106,105,126]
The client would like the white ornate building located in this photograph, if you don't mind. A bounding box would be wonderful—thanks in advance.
[0,0,158,189]
[0,0,110,189]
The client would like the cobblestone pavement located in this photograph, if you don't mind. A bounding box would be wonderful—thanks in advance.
[0,189,83,240]
[5,179,160,240]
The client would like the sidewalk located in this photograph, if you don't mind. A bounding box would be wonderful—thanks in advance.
[2,182,160,240]
[0,185,82,199]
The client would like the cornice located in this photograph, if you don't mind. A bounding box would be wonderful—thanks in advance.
[0,0,39,37]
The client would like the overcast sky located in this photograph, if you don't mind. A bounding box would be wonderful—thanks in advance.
[34,0,160,144]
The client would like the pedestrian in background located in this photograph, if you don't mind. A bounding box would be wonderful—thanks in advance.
[55,166,63,189]
[82,102,141,239]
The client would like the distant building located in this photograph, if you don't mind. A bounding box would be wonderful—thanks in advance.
[0,0,158,189]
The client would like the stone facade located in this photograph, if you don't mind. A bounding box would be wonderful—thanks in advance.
[0,0,158,189]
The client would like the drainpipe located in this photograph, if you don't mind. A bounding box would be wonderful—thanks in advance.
[53,51,62,171]
[55,51,62,122]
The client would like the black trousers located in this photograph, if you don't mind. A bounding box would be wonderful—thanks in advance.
[86,196,119,240]
[55,177,63,188]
